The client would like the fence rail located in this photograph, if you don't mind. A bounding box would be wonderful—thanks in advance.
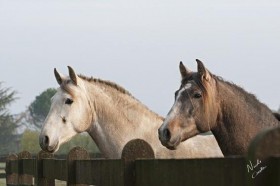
[4,127,280,186]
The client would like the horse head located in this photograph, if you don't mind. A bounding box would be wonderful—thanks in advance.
[158,60,219,150]
[39,66,95,153]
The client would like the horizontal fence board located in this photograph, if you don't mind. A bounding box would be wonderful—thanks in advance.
[135,157,247,186]
[75,159,124,186]
[21,159,36,176]
[6,160,19,174]
[260,156,280,186]
[43,159,67,181]
[272,157,280,186]
[3,128,280,186]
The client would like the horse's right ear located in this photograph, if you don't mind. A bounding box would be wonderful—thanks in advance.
[196,59,211,82]
[179,61,192,79]
[54,68,63,85]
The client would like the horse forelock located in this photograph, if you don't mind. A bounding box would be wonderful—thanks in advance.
[181,73,211,111]
[59,79,77,97]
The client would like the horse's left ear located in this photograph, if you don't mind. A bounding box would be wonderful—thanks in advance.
[68,66,78,86]
[196,59,211,81]
[54,68,64,85]
[179,61,192,80]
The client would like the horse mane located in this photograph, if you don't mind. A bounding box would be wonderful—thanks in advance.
[273,112,280,121]
[185,72,274,120]
[211,74,274,116]
[78,74,132,96]
[78,74,164,120]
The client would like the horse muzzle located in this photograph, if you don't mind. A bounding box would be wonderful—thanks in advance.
[158,127,181,150]
[39,135,59,153]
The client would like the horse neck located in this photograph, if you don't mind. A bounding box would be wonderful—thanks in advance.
[84,81,163,158]
[212,79,279,155]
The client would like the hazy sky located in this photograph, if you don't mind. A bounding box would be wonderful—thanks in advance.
[1,0,280,116]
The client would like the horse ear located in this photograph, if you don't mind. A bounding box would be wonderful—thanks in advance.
[68,66,78,86]
[196,59,211,81]
[54,68,63,85]
[179,61,192,79]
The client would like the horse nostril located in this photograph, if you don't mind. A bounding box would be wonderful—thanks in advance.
[44,136,49,146]
[163,128,171,141]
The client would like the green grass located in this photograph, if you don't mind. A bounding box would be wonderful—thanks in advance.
[0,179,5,186]
[55,180,66,186]
[0,179,65,186]
[0,163,5,186]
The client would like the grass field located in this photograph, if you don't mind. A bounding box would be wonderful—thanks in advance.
[0,163,5,186]
[55,180,66,186]
[0,179,66,186]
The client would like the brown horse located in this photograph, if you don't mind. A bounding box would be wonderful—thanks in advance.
[158,60,280,156]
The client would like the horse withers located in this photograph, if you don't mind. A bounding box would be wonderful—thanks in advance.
[158,60,279,156]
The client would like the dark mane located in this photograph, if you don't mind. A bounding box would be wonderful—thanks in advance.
[184,72,274,119]
[185,72,261,106]
[211,74,271,112]
[78,74,132,96]
[274,112,280,121]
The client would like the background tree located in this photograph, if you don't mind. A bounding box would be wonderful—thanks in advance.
[0,82,19,154]
[20,130,41,153]
[27,88,56,130]
[56,133,100,154]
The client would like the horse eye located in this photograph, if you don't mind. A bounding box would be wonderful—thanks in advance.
[194,93,202,99]
[65,98,73,105]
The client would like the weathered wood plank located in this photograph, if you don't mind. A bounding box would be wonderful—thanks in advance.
[43,159,67,181]
[135,157,247,186]
[21,159,36,175]
[121,139,155,186]
[18,151,33,185]
[247,127,280,186]
[75,159,124,186]
[36,150,55,186]
[67,147,90,186]
[6,154,18,185]
[7,160,19,174]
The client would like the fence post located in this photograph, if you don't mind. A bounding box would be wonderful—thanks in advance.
[67,146,90,186]
[18,151,33,185]
[247,127,280,186]
[121,139,155,186]
[6,154,18,185]
[35,150,55,186]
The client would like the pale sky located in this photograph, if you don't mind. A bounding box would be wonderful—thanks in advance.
[1,0,280,116]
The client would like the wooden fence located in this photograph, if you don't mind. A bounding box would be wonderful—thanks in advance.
[4,127,280,186]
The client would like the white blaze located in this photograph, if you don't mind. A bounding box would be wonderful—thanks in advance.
[162,83,192,128]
